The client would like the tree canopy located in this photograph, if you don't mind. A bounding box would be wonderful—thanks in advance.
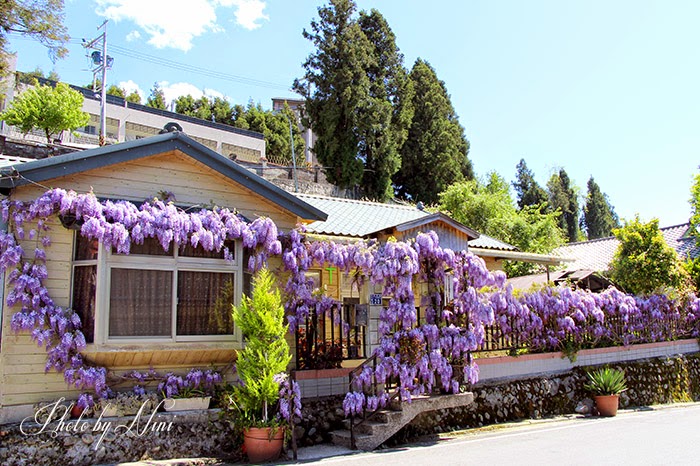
[356,8,412,200]
[513,158,548,210]
[0,81,89,143]
[690,169,700,239]
[582,176,619,240]
[439,171,564,276]
[146,82,166,110]
[394,58,473,204]
[1,0,68,76]
[294,0,370,190]
[608,216,690,295]
[547,168,580,242]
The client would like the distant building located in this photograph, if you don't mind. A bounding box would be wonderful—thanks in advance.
[271,97,316,166]
[0,61,265,163]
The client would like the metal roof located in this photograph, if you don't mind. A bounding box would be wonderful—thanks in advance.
[295,194,429,237]
[0,131,327,222]
[553,222,699,271]
[468,233,518,251]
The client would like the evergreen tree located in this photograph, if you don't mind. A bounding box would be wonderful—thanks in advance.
[146,82,166,110]
[125,91,141,104]
[106,84,125,98]
[547,168,580,242]
[513,158,548,210]
[583,176,620,239]
[356,9,412,201]
[609,217,690,294]
[394,58,473,204]
[293,0,371,189]
[690,169,700,239]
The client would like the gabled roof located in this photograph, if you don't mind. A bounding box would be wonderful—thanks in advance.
[295,194,430,237]
[468,233,518,251]
[554,222,699,272]
[294,194,479,240]
[0,131,327,222]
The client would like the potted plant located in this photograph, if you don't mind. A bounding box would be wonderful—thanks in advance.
[585,367,627,417]
[230,267,293,463]
[158,368,222,412]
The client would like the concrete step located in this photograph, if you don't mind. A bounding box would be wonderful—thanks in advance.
[331,392,475,451]
[330,429,374,450]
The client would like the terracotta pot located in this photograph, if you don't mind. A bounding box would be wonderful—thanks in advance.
[243,427,285,463]
[595,394,620,417]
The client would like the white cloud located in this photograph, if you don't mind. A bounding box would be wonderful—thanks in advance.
[203,88,226,100]
[158,81,206,104]
[221,0,269,30]
[125,30,141,42]
[95,0,268,51]
[118,79,145,101]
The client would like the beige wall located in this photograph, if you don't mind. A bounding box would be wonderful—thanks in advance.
[0,150,300,410]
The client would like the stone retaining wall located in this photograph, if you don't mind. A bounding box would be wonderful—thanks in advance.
[0,409,241,466]
[296,352,700,448]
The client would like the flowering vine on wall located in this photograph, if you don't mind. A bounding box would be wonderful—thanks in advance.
[1,188,699,418]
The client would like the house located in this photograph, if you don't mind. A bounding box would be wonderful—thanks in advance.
[0,131,325,423]
[0,129,569,416]
[554,223,699,271]
[507,223,699,291]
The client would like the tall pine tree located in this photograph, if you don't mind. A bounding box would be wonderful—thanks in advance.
[513,158,548,210]
[583,176,620,239]
[293,0,372,189]
[394,58,473,204]
[547,168,580,242]
[357,9,413,201]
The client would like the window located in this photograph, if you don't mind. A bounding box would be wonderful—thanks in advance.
[71,234,240,344]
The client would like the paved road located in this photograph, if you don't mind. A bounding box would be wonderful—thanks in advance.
[293,403,700,466]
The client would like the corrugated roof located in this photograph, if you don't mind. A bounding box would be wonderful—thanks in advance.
[468,233,518,251]
[554,223,699,271]
[295,194,429,237]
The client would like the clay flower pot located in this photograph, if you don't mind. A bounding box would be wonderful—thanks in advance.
[595,394,620,417]
[243,427,285,463]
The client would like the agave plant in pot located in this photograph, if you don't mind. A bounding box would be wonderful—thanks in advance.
[585,367,628,417]
[230,268,292,463]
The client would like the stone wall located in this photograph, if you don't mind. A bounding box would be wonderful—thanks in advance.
[295,352,700,447]
[391,353,700,445]
[0,409,241,466]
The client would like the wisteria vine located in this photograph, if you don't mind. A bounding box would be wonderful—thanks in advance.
[1,188,699,420]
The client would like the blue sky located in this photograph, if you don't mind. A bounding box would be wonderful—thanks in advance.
[6,1,699,228]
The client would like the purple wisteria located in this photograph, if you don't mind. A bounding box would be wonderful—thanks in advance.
[1,187,699,419]
[0,188,280,399]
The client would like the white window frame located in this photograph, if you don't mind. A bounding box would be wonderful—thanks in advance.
[71,234,242,345]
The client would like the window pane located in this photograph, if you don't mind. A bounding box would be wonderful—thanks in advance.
[72,265,97,343]
[177,272,234,335]
[74,235,99,261]
[109,268,172,337]
[179,240,236,259]
[114,237,173,256]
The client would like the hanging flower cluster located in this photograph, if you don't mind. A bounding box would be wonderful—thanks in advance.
[2,187,699,419]
[1,188,279,399]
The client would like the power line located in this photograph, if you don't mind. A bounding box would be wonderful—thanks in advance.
[10,34,292,91]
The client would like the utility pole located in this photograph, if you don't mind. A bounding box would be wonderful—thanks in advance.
[83,21,112,146]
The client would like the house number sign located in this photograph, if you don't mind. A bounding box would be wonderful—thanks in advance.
[370,294,383,306]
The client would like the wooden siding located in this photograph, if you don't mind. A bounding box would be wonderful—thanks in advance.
[0,149,300,408]
[399,222,471,253]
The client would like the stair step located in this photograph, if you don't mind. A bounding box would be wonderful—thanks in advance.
[330,429,373,449]
[374,410,404,423]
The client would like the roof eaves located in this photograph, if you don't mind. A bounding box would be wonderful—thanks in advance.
[390,212,480,240]
[0,132,328,222]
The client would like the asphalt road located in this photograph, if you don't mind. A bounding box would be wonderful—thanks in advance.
[294,403,700,466]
